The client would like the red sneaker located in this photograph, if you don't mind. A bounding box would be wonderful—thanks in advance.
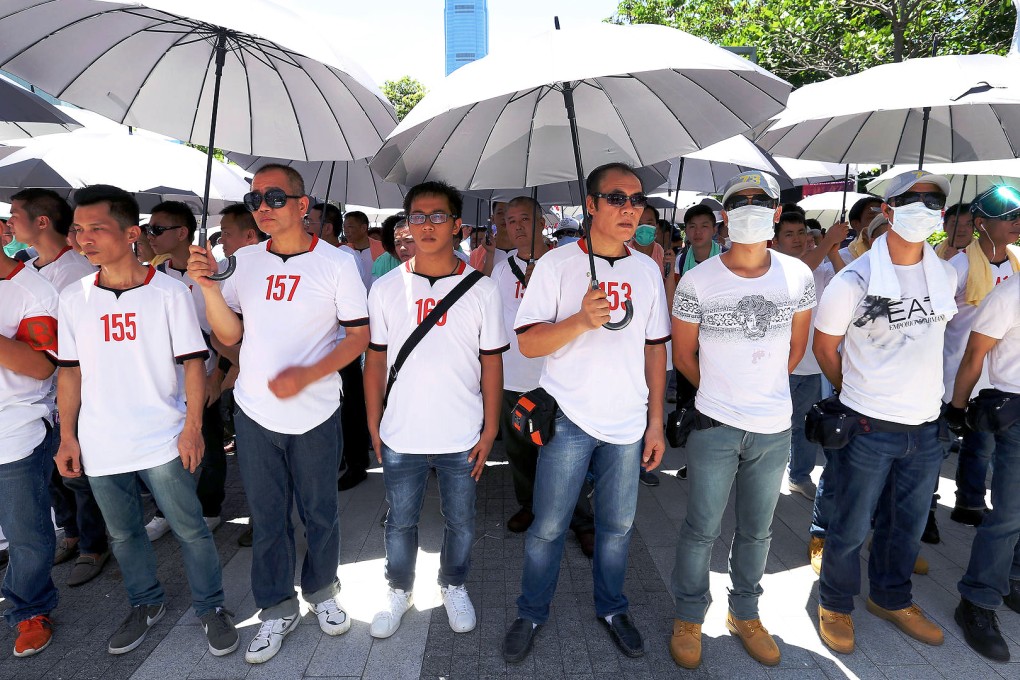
[14,615,53,657]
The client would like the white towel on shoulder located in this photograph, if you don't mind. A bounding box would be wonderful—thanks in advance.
[867,232,957,318]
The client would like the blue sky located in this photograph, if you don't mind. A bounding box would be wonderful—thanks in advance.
[292,0,622,88]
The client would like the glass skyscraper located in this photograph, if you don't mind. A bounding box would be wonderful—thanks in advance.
[444,0,488,76]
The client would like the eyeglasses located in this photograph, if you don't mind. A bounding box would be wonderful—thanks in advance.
[591,192,648,208]
[407,212,457,225]
[144,224,186,237]
[971,185,1020,221]
[243,188,303,211]
[723,195,778,211]
[890,191,946,210]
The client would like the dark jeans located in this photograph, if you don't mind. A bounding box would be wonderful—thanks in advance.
[339,360,370,476]
[954,428,995,509]
[811,447,837,539]
[49,426,108,554]
[155,398,225,519]
[789,374,822,485]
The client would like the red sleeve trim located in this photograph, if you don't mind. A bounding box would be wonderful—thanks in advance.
[16,316,58,352]
[175,350,210,365]
[339,317,370,328]
[480,343,511,356]
[645,335,670,345]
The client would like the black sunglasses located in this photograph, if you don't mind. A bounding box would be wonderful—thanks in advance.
[144,224,186,237]
[723,195,778,211]
[243,188,303,211]
[890,191,946,211]
[591,192,648,208]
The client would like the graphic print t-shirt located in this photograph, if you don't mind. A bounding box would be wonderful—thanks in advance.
[673,251,816,434]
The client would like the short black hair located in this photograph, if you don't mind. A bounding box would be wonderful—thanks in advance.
[642,204,660,222]
[219,203,263,239]
[782,203,806,217]
[683,204,715,227]
[848,195,882,224]
[380,213,406,257]
[585,162,642,199]
[507,195,542,216]
[150,200,198,241]
[313,203,343,237]
[775,210,806,235]
[805,218,822,231]
[343,210,369,227]
[254,163,305,196]
[945,202,971,220]
[10,188,73,236]
[403,180,463,218]
[73,184,139,230]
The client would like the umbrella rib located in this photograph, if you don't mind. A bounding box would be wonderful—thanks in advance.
[626,72,698,163]
[245,38,312,161]
[297,63,356,161]
[522,87,544,188]
[423,104,476,185]
[890,110,910,166]
[591,76,645,166]
[465,94,516,190]
[233,44,257,155]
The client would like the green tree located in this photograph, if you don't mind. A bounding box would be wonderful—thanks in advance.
[383,76,428,121]
[610,0,1015,87]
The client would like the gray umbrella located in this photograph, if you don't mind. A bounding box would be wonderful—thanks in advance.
[0,76,80,140]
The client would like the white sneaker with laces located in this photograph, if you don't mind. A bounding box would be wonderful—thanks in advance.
[370,588,412,639]
[314,596,351,636]
[144,516,170,542]
[244,614,299,664]
[441,584,476,633]
[788,479,817,500]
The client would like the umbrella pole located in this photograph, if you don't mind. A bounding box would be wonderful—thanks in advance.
[528,185,538,266]
[671,157,685,224]
[202,31,234,281]
[321,161,336,239]
[917,35,939,172]
[949,173,968,244]
[839,164,850,222]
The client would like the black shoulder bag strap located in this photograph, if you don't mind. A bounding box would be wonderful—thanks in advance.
[507,255,527,288]
[383,269,484,407]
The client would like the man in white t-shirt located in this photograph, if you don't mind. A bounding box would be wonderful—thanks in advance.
[503,163,670,664]
[54,185,237,658]
[0,245,60,658]
[364,181,507,641]
[469,201,512,275]
[813,171,958,655]
[341,210,377,281]
[189,164,368,664]
[670,172,815,669]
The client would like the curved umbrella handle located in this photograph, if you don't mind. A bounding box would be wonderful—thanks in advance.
[206,255,236,281]
[603,298,634,331]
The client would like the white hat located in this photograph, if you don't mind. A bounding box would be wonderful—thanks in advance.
[721,171,781,206]
[882,170,951,200]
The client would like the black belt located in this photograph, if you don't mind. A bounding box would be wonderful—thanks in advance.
[851,410,938,434]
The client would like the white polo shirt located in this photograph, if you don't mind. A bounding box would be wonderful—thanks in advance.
[0,263,58,464]
[57,267,209,476]
[221,236,368,435]
[491,250,545,393]
[28,246,96,291]
[971,275,1020,394]
[369,260,509,454]
[515,241,670,445]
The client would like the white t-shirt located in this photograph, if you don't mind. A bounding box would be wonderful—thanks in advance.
[971,275,1020,394]
[58,268,209,476]
[793,261,834,376]
[515,241,670,445]
[941,248,1017,400]
[673,252,816,434]
[369,260,508,454]
[814,252,957,425]
[156,261,217,374]
[838,246,855,265]
[0,263,58,464]
[28,247,97,291]
[221,236,368,435]
[491,250,545,392]
[340,244,373,290]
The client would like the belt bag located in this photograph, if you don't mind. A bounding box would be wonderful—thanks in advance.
[805,395,860,449]
[966,388,1020,433]
[666,397,697,449]
[511,387,558,446]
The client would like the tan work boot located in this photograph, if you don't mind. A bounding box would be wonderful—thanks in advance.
[818,605,854,654]
[865,599,943,646]
[669,619,702,669]
[809,536,824,576]
[726,613,781,666]
[913,554,929,575]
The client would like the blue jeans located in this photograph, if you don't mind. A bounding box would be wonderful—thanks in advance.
[810,446,837,538]
[789,374,822,484]
[0,423,58,626]
[671,424,791,623]
[958,419,1020,609]
[954,428,995,509]
[517,411,642,624]
[234,407,341,620]
[88,457,225,617]
[381,446,476,590]
[819,423,943,613]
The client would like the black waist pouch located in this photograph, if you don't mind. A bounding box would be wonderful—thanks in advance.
[805,395,861,449]
[967,388,1020,433]
[511,388,558,446]
[666,397,698,449]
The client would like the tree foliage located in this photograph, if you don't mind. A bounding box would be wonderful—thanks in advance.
[383,76,428,121]
[610,0,1015,87]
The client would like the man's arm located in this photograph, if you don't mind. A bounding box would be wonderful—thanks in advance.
[469,353,503,480]
[951,332,998,408]
[0,334,56,380]
[178,357,206,472]
[642,343,667,471]
[55,365,83,477]
[671,318,701,388]
[813,330,844,392]
[364,347,387,463]
[518,287,609,358]
[188,245,244,345]
[268,326,370,398]
[788,309,812,373]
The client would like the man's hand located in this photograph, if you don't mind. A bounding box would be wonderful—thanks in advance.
[187,245,220,288]
[578,286,611,330]
[55,436,83,478]
[826,222,849,250]
[945,403,968,437]
[268,365,313,399]
[642,425,666,472]
[206,372,224,407]
[370,428,383,464]
[467,431,496,481]
[178,425,205,472]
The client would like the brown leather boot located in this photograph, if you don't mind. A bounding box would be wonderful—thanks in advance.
[818,605,854,654]
[866,599,943,646]
[669,619,702,669]
[726,613,780,666]
[809,536,824,576]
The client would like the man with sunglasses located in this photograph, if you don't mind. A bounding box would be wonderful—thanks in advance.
[670,172,815,669]
[503,163,670,663]
[188,164,369,664]
[813,171,957,655]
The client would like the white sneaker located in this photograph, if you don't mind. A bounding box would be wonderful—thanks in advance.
[144,516,171,542]
[204,516,222,532]
[244,614,299,664]
[788,479,817,500]
[314,596,351,636]
[441,584,476,633]
[370,588,412,639]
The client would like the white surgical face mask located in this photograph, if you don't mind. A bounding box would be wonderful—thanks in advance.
[726,205,776,245]
[890,202,943,243]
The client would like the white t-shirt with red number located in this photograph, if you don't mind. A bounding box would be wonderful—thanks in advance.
[515,240,671,445]
[0,263,58,464]
[369,260,509,454]
[491,250,545,393]
[28,247,96,291]
[220,236,368,435]
[57,267,209,476]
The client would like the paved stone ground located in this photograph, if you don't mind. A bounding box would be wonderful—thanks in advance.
[2,438,1020,679]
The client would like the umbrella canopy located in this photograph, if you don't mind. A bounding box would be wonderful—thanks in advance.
[463,161,672,206]
[867,160,1020,204]
[757,54,1020,166]
[371,22,791,190]
[0,75,81,141]
[798,191,877,228]
[650,135,789,195]
[0,131,250,214]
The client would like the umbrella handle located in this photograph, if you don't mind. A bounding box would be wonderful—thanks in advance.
[207,255,236,281]
[604,298,634,331]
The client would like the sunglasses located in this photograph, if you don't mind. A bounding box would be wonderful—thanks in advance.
[243,188,303,211]
[144,224,185,237]
[972,186,1020,220]
[407,212,457,225]
[723,195,778,211]
[591,191,648,208]
[890,191,946,211]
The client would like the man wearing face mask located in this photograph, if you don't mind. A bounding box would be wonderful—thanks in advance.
[670,172,815,669]
[812,171,957,655]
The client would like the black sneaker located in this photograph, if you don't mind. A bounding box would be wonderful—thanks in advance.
[502,617,540,663]
[676,466,688,480]
[950,506,988,527]
[639,470,660,487]
[237,526,253,548]
[338,469,367,491]
[1004,579,1020,615]
[955,599,1009,662]
[0,548,8,570]
[201,608,239,656]
[600,613,645,657]
[921,510,940,544]
[108,603,165,655]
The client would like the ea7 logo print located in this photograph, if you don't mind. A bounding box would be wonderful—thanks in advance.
[734,295,778,339]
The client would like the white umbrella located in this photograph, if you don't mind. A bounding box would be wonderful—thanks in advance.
[0,75,81,141]
[867,160,1020,204]
[463,162,672,206]
[757,54,1020,166]
[798,191,877,228]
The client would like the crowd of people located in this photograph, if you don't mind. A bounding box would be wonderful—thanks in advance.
[1,161,1020,671]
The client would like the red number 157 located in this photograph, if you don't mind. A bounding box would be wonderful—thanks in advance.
[265,274,301,301]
